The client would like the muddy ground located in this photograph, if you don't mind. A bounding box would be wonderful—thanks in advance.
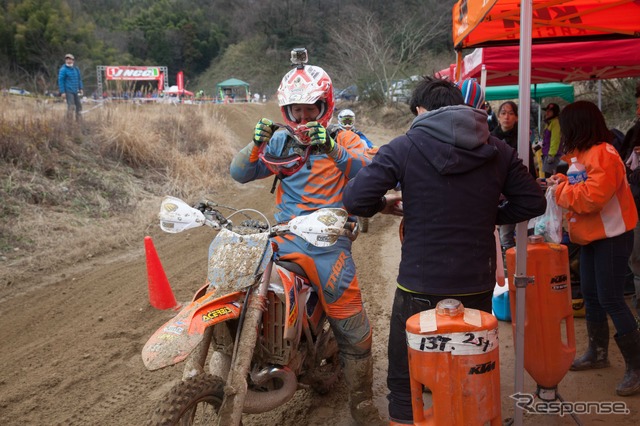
[1,103,638,425]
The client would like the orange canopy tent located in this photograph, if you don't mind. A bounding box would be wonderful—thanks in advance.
[453,0,640,51]
[449,2,640,424]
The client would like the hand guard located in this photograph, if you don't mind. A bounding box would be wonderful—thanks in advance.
[306,121,336,154]
[192,201,208,213]
[253,118,276,146]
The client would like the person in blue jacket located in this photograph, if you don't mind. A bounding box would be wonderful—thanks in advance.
[342,76,546,425]
[58,53,84,121]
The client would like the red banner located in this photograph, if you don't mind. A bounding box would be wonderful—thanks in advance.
[158,72,164,92]
[177,71,184,91]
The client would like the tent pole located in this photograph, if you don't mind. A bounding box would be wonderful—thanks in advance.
[481,65,487,90]
[598,80,602,110]
[514,1,534,425]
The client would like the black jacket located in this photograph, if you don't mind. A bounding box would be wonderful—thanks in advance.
[491,124,537,179]
[621,121,640,215]
[343,105,546,295]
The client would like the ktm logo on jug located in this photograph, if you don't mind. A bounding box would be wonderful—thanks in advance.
[550,274,567,284]
[469,360,495,375]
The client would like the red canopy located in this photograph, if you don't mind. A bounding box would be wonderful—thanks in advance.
[453,0,640,50]
[440,38,640,86]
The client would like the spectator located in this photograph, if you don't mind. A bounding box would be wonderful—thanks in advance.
[230,60,383,424]
[542,102,562,177]
[620,82,640,315]
[342,76,546,424]
[58,53,83,121]
[484,102,499,132]
[548,100,639,396]
[491,101,538,251]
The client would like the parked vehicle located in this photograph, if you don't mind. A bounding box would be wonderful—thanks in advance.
[8,87,31,96]
[387,76,420,103]
[143,196,357,425]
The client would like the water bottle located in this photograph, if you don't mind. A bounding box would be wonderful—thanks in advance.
[567,157,587,184]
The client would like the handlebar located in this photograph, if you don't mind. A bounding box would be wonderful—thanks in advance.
[195,200,357,242]
[160,197,356,245]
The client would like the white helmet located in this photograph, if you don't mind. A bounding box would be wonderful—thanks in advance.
[338,109,355,130]
[277,65,334,131]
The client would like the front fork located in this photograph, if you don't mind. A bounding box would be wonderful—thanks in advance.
[216,260,273,426]
[181,327,214,380]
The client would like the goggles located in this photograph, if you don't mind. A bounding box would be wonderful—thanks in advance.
[258,124,312,177]
[339,117,354,125]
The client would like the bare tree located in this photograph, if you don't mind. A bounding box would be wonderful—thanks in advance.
[330,8,448,103]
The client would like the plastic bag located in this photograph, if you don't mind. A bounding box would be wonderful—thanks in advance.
[532,187,563,243]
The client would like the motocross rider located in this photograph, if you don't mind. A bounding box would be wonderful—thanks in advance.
[229,54,383,425]
[335,109,375,149]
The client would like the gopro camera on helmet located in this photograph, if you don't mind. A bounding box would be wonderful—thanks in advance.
[290,48,308,69]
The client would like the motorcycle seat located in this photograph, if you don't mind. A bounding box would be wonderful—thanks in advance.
[275,259,308,279]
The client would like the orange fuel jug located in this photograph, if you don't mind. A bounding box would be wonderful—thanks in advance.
[406,299,501,426]
[506,235,576,400]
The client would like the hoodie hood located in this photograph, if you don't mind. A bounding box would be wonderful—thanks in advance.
[407,105,497,175]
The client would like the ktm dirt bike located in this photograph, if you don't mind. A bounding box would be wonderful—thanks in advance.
[143,196,358,426]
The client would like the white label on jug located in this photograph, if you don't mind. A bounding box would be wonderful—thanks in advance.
[463,308,482,327]
[406,328,499,355]
[419,309,437,333]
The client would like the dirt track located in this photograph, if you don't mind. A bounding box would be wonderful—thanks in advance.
[1,104,639,425]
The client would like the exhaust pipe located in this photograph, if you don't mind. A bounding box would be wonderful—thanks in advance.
[242,366,298,414]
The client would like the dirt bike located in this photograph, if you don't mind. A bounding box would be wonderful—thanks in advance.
[142,196,358,426]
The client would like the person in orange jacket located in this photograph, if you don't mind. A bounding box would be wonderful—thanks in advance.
[547,100,640,396]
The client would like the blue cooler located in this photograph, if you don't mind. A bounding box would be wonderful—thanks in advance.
[492,291,511,321]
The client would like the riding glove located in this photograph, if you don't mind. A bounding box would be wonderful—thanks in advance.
[307,121,336,154]
[253,118,276,146]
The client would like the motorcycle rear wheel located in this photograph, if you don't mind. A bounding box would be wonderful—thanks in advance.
[306,319,341,395]
[149,373,231,426]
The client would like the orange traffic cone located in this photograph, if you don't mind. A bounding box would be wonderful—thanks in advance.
[144,236,179,310]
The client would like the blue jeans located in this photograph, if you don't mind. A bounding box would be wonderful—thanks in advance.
[386,288,492,423]
[580,230,637,335]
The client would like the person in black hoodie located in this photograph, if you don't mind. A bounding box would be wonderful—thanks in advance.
[342,76,546,425]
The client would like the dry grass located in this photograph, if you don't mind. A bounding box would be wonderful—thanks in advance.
[0,95,237,286]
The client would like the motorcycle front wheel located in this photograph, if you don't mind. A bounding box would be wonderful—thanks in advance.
[149,373,229,426]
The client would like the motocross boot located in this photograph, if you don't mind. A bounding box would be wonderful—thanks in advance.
[570,321,610,371]
[342,354,385,426]
[614,329,640,396]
